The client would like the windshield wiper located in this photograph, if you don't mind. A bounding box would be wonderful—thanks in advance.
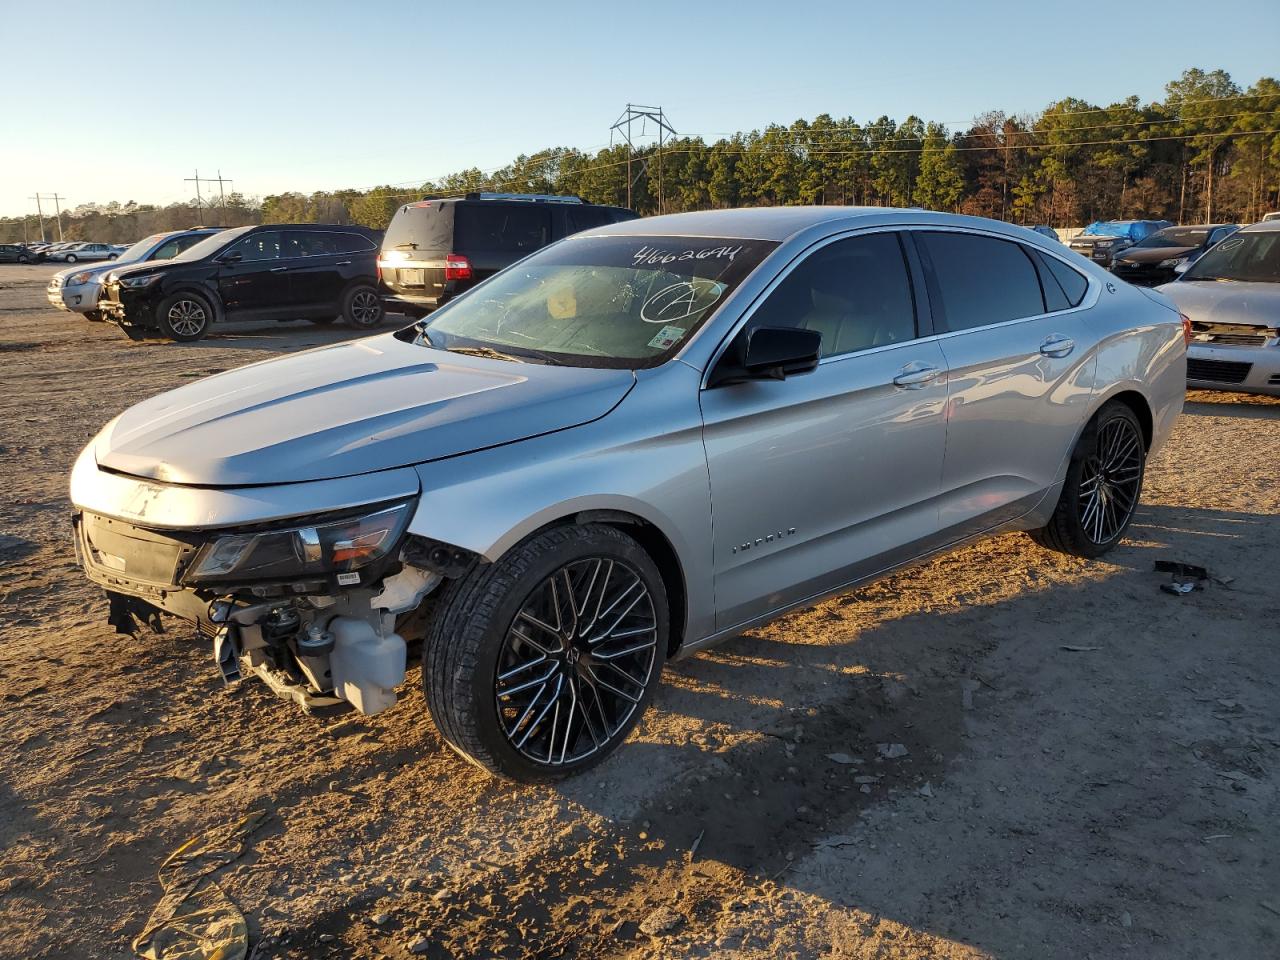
[445,345,530,363]
[395,242,418,250]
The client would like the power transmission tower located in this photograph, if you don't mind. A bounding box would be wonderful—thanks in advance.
[30,193,65,240]
[610,104,676,213]
[184,170,234,225]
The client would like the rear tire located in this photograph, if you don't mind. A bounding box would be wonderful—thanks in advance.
[157,292,213,342]
[1029,401,1146,558]
[423,524,667,782]
[65,254,78,263]
[342,284,384,329]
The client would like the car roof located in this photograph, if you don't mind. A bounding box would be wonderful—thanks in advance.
[591,206,1051,244]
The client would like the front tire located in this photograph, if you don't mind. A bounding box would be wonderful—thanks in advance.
[65,254,78,263]
[1029,401,1146,558]
[423,524,667,782]
[157,292,213,342]
[342,284,384,329]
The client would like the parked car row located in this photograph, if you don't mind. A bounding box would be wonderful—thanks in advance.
[1,240,130,264]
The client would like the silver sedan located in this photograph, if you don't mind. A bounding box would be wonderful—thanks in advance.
[1156,220,1280,397]
[70,207,1186,780]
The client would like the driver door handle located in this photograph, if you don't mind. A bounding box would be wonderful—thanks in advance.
[892,362,941,388]
[335,260,352,266]
[269,266,289,273]
[1040,334,1075,358]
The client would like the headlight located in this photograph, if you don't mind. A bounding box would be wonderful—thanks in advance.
[120,273,161,289]
[67,271,95,285]
[185,501,414,584]
[1158,256,1187,269]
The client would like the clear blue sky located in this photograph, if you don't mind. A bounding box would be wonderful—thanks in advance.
[2,0,1277,218]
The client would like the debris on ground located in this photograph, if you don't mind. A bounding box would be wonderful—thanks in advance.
[877,743,909,759]
[825,752,857,764]
[1155,560,1210,596]
[639,906,684,936]
[1060,645,1102,652]
[132,810,269,960]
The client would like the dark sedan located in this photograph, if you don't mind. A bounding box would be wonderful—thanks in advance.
[1110,224,1239,286]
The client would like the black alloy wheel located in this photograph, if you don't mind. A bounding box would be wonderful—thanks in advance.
[1030,400,1146,557]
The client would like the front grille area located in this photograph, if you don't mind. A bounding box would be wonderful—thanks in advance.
[1202,333,1269,347]
[1187,358,1253,384]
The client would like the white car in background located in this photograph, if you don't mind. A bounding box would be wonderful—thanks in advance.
[44,242,118,264]
[47,229,222,321]
[1157,220,1280,397]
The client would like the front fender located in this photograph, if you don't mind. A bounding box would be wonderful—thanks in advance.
[406,361,716,642]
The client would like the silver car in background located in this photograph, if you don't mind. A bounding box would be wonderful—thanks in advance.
[1157,220,1280,396]
[47,229,221,321]
[69,208,1186,781]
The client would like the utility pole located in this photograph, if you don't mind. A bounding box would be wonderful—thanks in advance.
[29,195,46,242]
[610,104,676,213]
[49,193,65,241]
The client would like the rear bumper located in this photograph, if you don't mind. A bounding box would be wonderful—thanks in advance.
[1186,343,1280,396]
[383,292,444,313]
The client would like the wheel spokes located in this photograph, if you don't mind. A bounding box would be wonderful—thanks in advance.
[495,554,656,766]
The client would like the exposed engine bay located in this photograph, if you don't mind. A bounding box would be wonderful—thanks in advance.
[77,506,477,715]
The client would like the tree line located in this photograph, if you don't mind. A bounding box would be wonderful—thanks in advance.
[3,68,1276,245]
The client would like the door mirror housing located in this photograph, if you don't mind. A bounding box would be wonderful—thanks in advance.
[708,326,822,387]
[216,251,243,265]
[1173,260,1191,276]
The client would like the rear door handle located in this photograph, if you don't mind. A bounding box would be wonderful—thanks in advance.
[1039,334,1075,358]
[269,266,289,273]
[335,260,352,266]
[892,362,941,388]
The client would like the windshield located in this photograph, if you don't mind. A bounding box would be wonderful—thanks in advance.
[174,225,252,262]
[1133,227,1209,249]
[420,235,779,368]
[115,233,167,264]
[1182,232,1280,283]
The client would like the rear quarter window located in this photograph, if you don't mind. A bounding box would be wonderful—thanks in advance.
[455,205,550,254]
[918,232,1046,331]
[1039,253,1088,307]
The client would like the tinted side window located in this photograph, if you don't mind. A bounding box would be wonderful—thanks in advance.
[336,233,375,253]
[747,232,917,359]
[1040,252,1088,307]
[175,234,209,255]
[565,207,615,236]
[918,232,1045,331]
[455,205,549,253]
[287,231,343,257]
[230,231,282,262]
[151,238,183,260]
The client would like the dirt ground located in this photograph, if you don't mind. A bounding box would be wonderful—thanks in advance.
[1,262,1278,960]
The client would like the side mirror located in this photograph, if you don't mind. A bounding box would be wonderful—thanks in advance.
[708,326,822,387]
[216,251,243,265]
[1173,261,1191,276]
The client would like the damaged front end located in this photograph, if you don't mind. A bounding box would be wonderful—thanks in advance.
[74,490,475,716]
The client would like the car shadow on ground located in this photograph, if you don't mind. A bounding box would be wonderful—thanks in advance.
[285,502,1276,958]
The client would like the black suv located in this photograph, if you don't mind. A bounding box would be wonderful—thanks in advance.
[99,224,383,342]
[378,193,637,315]
[0,243,37,264]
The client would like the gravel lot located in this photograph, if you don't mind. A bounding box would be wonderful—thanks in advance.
[2,262,1278,960]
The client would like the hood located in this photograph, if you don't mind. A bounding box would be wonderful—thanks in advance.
[1114,245,1196,265]
[54,260,131,283]
[1155,280,1280,328]
[94,333,636,485]
[109,258,190,282]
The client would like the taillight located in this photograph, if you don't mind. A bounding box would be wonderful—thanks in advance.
[1180,313,1192,346]
[444,254,472,281]
[376,262,382,283]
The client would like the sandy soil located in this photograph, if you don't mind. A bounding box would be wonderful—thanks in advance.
[1,262,1278,960]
